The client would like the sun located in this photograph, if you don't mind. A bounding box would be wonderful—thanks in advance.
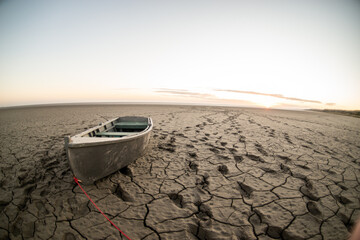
[212,90,279,108]
[259,102,274,109]
[252,96,278,109]
[263,103,273,109]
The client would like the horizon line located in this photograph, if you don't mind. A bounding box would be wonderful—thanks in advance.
[0,101,340,111]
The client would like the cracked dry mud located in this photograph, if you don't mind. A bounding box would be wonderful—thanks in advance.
[0,105,360,240]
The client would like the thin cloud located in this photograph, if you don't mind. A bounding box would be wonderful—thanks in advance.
[154,88,256,107]
[215,89,323,104]
[157,88,190,92]
[112,88,140,91]
[155,89,215,98]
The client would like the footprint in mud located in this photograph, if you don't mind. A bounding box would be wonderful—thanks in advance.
[325,169,337,175]
[158,144,176,152]
[277,155,291,163]
[238,181,253,198]
[300,181,320,201]
[228,147,238,153]
[233,155,243,163]
[302,145,312,149]
[296,164,310,170]
[40,189,50,197]
[269,129,275,137]
[168,193,183,208]
[255,143,268,156]
[283,133,293,144]
[184,126,191,132]
[220,142,227,146]
[209,147,220,154]
[260,167,277,174]
[159,134,167,140]
[196,204,213,221]
[189,161,199,171]
[219,155,231,160]
[217,165,229,175]
[334,194,353,205]
[63,233,76,240]
[196,174,209,188]
[189,152,197,158]
[113,185,133,202]
[246,154,265,163]
[307,201,322,217]
[337,183,348,191]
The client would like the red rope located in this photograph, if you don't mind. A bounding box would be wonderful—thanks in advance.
[74,177,132,240]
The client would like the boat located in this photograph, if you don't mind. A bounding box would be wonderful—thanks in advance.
[64,116,153,184]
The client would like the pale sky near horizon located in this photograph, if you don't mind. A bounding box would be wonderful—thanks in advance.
[1,0,359,110]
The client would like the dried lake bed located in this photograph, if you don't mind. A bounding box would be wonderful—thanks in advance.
[0,105,359,239]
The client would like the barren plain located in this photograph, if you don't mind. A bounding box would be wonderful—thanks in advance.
[0,105,359,240]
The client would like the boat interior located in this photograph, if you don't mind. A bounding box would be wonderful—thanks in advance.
[87,117,150,138]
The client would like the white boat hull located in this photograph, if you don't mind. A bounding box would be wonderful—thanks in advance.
[65,117,152,184]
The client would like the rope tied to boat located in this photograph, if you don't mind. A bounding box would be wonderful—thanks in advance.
[74,177,132,240]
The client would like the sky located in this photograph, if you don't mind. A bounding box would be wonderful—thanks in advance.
[0,0,359,110]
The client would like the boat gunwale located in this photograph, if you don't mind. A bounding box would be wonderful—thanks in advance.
[66,117,153,148]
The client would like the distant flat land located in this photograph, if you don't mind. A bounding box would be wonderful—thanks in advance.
[312,109,360,118]
[0,105,359,239]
